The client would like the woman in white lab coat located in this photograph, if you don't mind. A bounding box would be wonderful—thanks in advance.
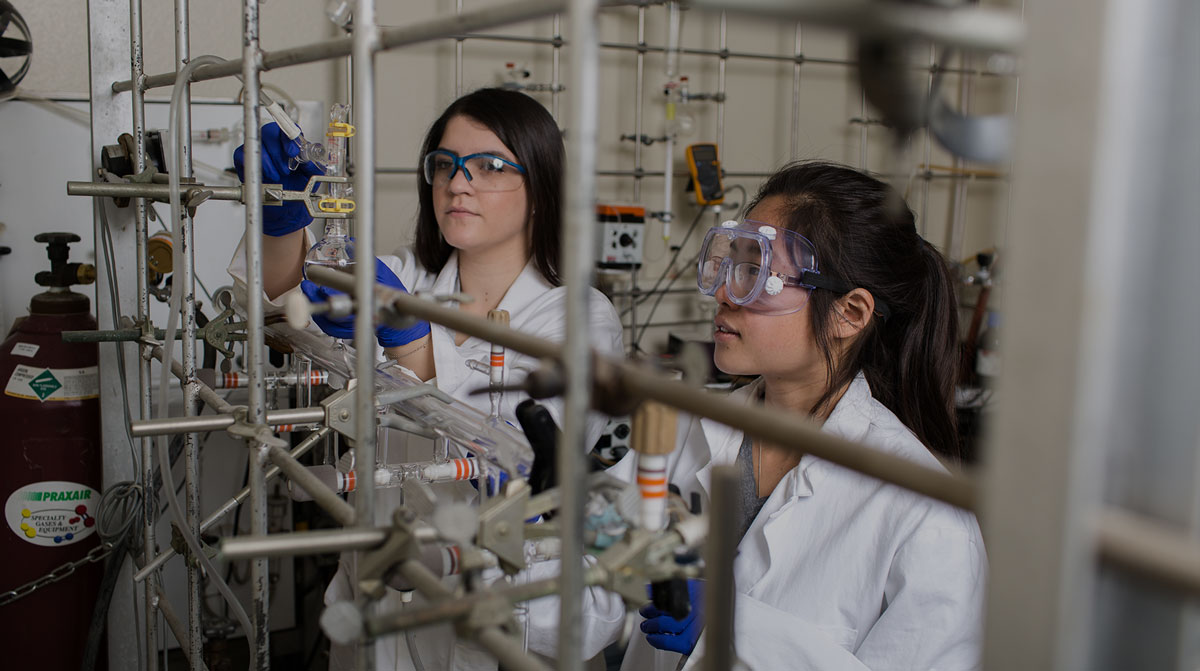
[230,88,626,669]
[620,161,986,670]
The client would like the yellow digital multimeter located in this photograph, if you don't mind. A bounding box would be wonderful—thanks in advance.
[685,143,724,206]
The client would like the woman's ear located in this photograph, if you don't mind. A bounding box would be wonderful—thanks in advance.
[830,288,876,340]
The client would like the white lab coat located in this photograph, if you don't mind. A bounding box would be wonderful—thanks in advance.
[619,375,987,671]
[229,240,628,669]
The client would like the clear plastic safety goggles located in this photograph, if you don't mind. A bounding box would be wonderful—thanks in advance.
[422,150,527,192]
[697,219,858,316]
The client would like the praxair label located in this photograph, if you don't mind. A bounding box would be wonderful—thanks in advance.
[5,481,99,547]
[4,364,99,402]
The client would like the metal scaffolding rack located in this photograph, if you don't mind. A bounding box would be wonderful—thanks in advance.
[70,0,1200,670]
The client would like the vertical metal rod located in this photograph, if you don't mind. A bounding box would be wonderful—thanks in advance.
[633,5,645,201]
[790,22,802,159]
[552,14,562,120]
[630,6,647,344]
[704,465,739,671]
[240,0,271,667]
[129,1,157,667]
[947,51,972,260]
[918,44,935,238]
[560,0,600,666]
[716,11,727,153]
[172,0,203,664]
[858,88,867,169]
[455,0,464,97]
[353,0,380,667]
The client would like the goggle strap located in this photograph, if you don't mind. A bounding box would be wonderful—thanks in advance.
[801,271,892,322]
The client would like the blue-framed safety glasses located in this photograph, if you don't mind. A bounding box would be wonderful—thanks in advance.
[422,149,527,192]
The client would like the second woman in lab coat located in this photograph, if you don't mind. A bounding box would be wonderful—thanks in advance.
[620,161,986,670]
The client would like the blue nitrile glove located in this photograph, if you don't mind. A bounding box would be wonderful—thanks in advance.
[299,257,431,347]
[640,579,705,655]
[233,122,324,236]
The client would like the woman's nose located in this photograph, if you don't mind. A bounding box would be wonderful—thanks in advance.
[714,284,737,308]
[447,166,474,194]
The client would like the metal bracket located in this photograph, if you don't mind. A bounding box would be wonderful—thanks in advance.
[477,479,531,575]
[320,382,360,442]
[197,304,247,358]
[596,527,696,606]
[225,407,288,448]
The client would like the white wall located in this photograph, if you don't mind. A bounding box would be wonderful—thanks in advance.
[5,0,1013,351]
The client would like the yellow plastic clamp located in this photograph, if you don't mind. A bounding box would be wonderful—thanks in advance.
[317,198,356,213]
[327,121,356,138]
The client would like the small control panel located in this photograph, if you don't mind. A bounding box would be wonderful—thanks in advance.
[596,204,645,270]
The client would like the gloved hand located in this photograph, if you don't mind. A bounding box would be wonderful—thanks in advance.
[299,257,431,347]
[233,121,323,236]
[640,579,705,655]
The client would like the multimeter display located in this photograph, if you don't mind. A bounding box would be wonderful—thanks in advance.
[686,143,724,206]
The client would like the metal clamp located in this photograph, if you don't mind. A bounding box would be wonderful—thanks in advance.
[225,407,289,448]
[326,121,355,137]
[596,526,699,606]
[320,382,360,442]
[263,174,353,219]
[357,510,424,601]
[477,479,531,575]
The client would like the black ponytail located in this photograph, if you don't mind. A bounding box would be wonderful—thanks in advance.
[749,161,961,461]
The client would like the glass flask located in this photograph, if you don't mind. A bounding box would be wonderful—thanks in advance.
[302,103,355,279]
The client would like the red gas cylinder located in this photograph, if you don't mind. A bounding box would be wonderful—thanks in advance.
[0,233,103,669]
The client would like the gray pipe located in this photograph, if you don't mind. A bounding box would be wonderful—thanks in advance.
[170,0,205,663]
[704,465,739,671]
[127,0,158,666]
[66,181,245,201]
[559,0,601,667]
[238,0,272,666]
[129,406,325,437]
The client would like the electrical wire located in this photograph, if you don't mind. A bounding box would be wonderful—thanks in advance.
[623,187,748,350]
[161,54,256,669]
[621,206,708,319]
[96,199,144,475]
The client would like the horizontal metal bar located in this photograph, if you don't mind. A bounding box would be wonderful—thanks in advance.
[266,444,356,526]
[66,181,244,202]
[690,0,1024,54]
[220,524,441,561]
[134,427,331,582]
[1095,508,1200,598]
[130,406,325,437]
[64,328,170,343]
[221,528,389,560]
[113,0,573,93]
[459,32,1012,76]
[307,265,976,510]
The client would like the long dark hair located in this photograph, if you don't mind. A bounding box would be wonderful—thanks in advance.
[413,88,564,285]
[748,161,960,460]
